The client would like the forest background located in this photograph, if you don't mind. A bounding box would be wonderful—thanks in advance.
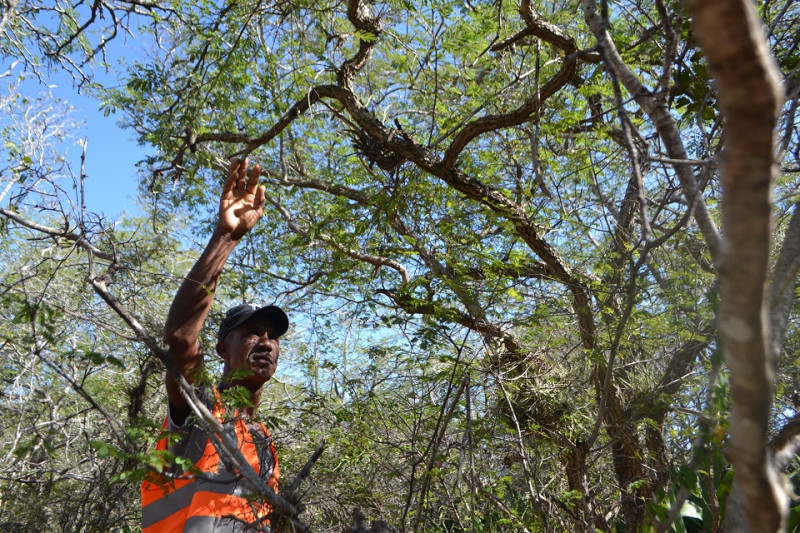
[0,0,798,531]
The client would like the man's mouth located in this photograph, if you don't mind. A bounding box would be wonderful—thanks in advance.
[249,352,273,365]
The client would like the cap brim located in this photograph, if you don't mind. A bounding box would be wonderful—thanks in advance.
[249,305,290,338]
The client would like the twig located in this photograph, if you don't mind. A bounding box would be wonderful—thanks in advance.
[0,207,114,261]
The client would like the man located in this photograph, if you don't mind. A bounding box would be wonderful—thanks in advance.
[141,158,288,532]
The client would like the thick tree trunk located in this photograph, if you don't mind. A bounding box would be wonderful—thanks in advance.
[686,0,786,530]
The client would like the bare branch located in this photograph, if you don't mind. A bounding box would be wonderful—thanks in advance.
[581,0,723,261]
[0,207,114,261]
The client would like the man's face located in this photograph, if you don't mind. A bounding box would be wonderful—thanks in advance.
[218,316,281,387]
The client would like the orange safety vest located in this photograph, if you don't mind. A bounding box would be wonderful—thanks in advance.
[141,390,280,532]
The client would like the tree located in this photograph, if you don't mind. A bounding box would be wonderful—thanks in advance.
[0,82,170,530]
[688,0,787,529]
[1,0,798,531]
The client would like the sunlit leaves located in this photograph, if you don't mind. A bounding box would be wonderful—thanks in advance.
[1,0,799,530]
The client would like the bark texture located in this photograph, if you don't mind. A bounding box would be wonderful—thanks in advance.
[686,0,786,530]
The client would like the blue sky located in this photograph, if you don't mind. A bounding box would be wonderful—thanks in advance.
[2,70,142,220]
[5,16,151,221]
[45,73,146,219]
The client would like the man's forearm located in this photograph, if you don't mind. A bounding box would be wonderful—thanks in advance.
[164,228,240,355]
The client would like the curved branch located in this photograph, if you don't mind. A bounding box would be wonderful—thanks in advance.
[441,55,577,168]
[339,0,382,89]
[191,29,598,349]
[519,0,577,53]
[441,5,579,168]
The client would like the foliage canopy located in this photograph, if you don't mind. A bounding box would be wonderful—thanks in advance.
[0,0,798,531]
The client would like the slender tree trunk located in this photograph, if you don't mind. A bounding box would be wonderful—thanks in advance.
[686,0,786,530]
[562,441,609,532]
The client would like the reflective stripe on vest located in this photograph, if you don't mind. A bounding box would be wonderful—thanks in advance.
[141,390,279,533]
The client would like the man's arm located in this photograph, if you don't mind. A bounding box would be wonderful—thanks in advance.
[163,158,266,425]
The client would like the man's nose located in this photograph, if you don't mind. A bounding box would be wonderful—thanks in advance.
[256,334,273,350]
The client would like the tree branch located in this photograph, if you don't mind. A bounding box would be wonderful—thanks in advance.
[0,207,114,261]
[580,0,723,262]
[437,5,603,165]
[262,189,411,284]
[769,200,800,357]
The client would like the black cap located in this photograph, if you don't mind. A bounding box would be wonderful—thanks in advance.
[217,303,289,342]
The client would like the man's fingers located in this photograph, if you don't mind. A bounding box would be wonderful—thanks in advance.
[236,158,249,189]
[236,158,248,180]
[224,158,246,194]
[254,185,266,209]
[246,164,261,194]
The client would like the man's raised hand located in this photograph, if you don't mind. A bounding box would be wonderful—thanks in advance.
[219,158,267,240]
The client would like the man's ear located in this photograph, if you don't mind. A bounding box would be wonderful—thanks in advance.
[216,340,229,362]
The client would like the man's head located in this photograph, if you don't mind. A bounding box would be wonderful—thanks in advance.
[216,304,289,388]
[217,303,289,343]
